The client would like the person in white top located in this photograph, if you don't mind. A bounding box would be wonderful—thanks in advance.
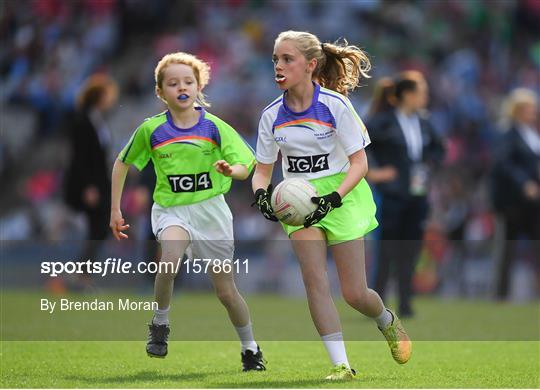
[251,30,411,380]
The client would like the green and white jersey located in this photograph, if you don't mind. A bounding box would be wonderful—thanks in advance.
[119,108,255,207]
[256,83,370,180]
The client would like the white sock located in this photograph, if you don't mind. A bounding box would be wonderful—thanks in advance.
[321,332,350,367]
[375,307,393,329]
[235,322,258,353]
[152,306,170,325]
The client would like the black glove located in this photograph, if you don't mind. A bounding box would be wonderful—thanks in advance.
[304,191,342,228]
[252,184,278,222]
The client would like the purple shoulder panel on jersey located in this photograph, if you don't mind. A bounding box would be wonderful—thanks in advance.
[150,109,221,149]
[271,101,336,133]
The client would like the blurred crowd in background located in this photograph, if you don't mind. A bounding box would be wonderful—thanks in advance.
[1,0,539,300]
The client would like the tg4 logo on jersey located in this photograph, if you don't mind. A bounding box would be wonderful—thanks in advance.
[167,172,213,192]
[287,154,329,173]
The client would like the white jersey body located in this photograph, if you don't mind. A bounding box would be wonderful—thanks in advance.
[256,83,371,180]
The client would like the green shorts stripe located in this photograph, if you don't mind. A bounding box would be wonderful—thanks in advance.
[282,173,378,244]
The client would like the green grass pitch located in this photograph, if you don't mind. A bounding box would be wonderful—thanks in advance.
[1,292,539,388]
[1,341,538,388]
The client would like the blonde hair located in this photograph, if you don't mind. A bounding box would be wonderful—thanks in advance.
[154,52,211,107]
[275,30,371,96]
[502,88,537,121]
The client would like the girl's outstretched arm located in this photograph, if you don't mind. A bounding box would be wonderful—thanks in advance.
[213,160,250,180]
[110,158,131,240]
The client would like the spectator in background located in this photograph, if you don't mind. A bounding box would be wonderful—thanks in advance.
[366,71,445,317]
[138,163,161,287]
[366,77,399,185]
[368,77,396,118]
[491,88,540,300]
[63,73,118,288]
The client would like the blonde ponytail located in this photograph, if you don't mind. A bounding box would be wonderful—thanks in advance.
[318,39,371,96]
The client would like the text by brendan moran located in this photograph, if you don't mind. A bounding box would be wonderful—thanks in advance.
[40,298,158,313]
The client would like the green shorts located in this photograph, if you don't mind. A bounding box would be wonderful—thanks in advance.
[282,173,378,245]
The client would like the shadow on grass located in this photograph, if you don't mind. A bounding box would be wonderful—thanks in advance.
[212,371,402,388]
[63,370,209,385]
[211,379,328,389]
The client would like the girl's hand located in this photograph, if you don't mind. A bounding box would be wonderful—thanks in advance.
[252,184,278,222]
[304,191,342,227]
[214,160,233,177]
[110,209,130,240]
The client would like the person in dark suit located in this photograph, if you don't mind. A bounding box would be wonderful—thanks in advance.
[366,71,445,317]
[365,77,399,185]
[63,74,118,286]
[491,88,540,300]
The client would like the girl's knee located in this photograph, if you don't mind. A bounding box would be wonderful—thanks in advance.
[302,270,330,291]
[342,288,369,309]
[215,285,239,306]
